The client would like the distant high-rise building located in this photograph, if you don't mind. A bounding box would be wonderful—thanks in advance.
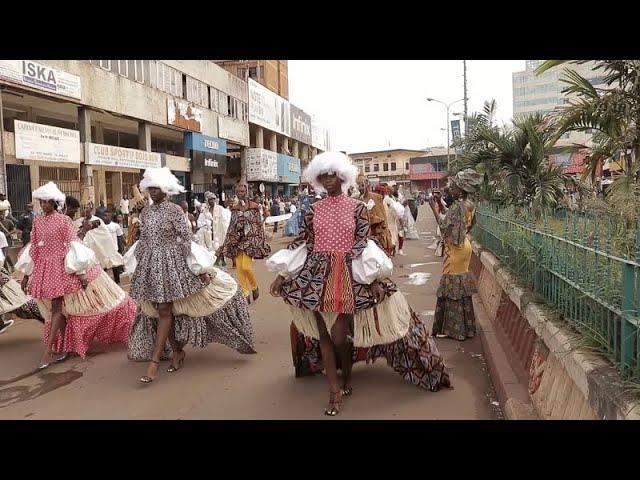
[213,60,288,99]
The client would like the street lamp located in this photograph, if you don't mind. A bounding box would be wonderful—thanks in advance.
[427,97,464,172]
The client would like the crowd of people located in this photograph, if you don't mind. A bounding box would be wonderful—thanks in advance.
[0,152,483,417]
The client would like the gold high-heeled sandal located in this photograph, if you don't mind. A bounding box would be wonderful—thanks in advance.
[140,359,160,383]
[167,350,186,373]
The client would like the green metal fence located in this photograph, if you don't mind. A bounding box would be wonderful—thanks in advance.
[473,204,640,380]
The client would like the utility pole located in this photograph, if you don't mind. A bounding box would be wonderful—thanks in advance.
[463,60,468,137]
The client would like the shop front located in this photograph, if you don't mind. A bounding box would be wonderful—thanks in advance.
[184,133,229,204]
[276,153,301,197]
[84,143,161,209]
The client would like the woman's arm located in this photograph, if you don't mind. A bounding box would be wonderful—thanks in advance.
[350,203,370,259]
[170,204,193,257]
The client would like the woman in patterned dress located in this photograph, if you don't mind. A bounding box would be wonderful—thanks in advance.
[217,183,270,303]
[429,169,482,341]
[128,168,256,384]
[20,182,136,369]
[269,152,451,416]
[0,266,43,334]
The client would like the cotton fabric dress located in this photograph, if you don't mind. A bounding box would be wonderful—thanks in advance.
[27,212,136,358]
[432,198,477,340]
[0,267,42,321]
[279,194,451,391]
[127,200,256,361]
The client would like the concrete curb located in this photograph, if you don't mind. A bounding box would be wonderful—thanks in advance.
[471,240,640,420]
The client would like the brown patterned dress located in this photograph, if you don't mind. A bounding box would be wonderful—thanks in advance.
[280,194,451,392]
[220,202,271,259]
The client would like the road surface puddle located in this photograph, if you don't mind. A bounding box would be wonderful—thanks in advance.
[402,272,431,285]
[0,369,83,409]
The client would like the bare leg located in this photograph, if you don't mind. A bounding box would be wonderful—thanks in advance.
[331,314,353,395]
[167,317,185,373]
[141,302,173,383]
[40,297,66,367]
[315,312,342,415]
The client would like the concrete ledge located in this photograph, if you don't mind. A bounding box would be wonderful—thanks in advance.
[472,245,640,420]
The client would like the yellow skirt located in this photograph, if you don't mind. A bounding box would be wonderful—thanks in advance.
[444,236,472,275]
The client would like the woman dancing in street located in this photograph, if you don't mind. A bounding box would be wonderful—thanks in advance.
[128,167,255,384]
[429,169,482,341]
[20,182,136,369]
[269,152,450,416]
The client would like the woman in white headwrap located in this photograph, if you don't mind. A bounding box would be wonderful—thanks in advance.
[429,168,483,341]
[128,167,255,384]
[19,182,136,369]
[268,152,450,416]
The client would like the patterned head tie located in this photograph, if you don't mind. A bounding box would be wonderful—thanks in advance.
[451,169,483,193]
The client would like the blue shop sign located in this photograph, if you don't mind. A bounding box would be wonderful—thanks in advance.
[277,154,301,184]
[184,132,227,154]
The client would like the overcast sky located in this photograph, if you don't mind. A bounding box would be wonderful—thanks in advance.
[288,60,526,154]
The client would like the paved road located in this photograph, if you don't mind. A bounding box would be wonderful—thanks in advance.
[0,207,501,419]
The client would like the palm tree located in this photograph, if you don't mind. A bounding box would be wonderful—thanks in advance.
[536,60,640,191]
[461,111,565,212]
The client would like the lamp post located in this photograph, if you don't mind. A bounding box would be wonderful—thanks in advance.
[427,97,464,173]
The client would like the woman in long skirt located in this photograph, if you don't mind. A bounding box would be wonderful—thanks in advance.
[20,182,136,369]
[429,169,482,341]
[270,152,450,416]
[128,167,256,383]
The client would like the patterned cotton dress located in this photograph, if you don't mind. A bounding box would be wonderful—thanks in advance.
[0,267,42,321]
[221,202,271,259]
[27,212,136,358]
[432,198,477,340]
[279,194,451,392]
[127,200,256,361]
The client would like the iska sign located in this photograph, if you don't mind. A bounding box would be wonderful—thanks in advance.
[0,60,82,100]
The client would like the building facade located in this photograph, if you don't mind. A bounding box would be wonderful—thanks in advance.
[213,60,289,100]
[0,60,329,216]
[349,149,423,187]
[408,148,449,192]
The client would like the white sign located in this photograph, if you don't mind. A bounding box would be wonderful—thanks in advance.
[86,143,161,170]
[244,148,278,182]
[14,120,81,164]
[311,116,330,151]
[248,78,290,137]
[0,60,82,100]
[218,116,250,146]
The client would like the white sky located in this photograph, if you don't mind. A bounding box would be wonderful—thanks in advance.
[288,60,526,154]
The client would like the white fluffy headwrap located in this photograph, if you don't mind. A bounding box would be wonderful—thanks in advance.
[139,167,186,196]
[302,151,358,194]
[32,182,66,204]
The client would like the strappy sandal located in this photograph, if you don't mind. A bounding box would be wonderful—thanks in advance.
[341,385,353,397]
[252,288,260,301]
[324,389,343,416]
[140,359,160,383]
[167,350,186,373]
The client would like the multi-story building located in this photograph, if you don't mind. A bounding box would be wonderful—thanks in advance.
[0,60,328,215]
[513,60,607,175]
[213,60,288,99]
[408,148,449,192]
[349,149,423,189]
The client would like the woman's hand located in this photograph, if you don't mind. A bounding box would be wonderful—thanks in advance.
[371,281,385,305]
[199,273,211,285]
[77,274,88,290]
[270,275,285,297]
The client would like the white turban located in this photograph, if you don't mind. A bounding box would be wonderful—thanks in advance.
[32,182,66,204]
[302,151,358,194]
[139,167,186,196]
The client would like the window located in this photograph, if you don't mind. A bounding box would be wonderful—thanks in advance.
[249,67,258,79]
[186,76,208,108]
[405,162,409,170]
[98,60,111,70]
[133,60,145,83]
[364,165,370,173]
[117,60,128,77]
[383,163,389,172]
[391,162,396,171]
[373,164,379,172]
[156,62,184,98]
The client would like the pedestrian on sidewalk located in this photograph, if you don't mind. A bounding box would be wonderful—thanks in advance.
[356,175,393,256]
[218,183,271,303]
[269,151,451,416]
[104,212,125,284]
[16,203,37,247]
[429,169,482,341]
[119,194,130,228]
[128,168,256,384]
[18,183,136,369]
